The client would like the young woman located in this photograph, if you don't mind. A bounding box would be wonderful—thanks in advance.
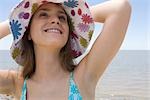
[0,0,131,99]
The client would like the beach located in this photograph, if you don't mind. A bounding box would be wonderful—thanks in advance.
[0,50,150,100]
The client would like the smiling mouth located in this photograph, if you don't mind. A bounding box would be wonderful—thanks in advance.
[44,28,62,34]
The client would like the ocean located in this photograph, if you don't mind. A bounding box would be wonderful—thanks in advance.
[0,50,150,100]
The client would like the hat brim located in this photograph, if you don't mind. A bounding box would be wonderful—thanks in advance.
[9,0,95,66]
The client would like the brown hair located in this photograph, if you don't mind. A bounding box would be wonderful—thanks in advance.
[21,14,76,79]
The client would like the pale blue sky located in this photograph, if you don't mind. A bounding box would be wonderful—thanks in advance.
[0,0,149,50]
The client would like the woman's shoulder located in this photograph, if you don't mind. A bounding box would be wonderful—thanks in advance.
[10,69,24,86]
[12,70,24,98]
[0,69,24,98]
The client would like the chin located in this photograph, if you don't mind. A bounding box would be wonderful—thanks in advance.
[33,37,67,48]
[42,40,66,48]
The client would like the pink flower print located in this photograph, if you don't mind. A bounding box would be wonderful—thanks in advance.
[85,2,89,8]
[82,14,93,24]
[78,23,89,32]
[71,49,82,58]
[24,1,30,8]
[78,8,82,15]
[71,32,78,40]
[71,10,75,16]
[18,12,24,19]
[23,13,30,19]
[18,12,30,19]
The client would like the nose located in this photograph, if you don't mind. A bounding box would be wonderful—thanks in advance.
[49,16,60,25]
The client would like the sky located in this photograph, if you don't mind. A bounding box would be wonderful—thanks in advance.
[0,0,149,50]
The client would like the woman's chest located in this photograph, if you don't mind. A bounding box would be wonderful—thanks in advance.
[15,78,69,100]
[26,79,69,100]
[15,84,69,100]
[14,72,95,100]
[26,90,68,100]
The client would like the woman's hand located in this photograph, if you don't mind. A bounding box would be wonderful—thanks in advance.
[0,20,10,39]
[90,0,131,23]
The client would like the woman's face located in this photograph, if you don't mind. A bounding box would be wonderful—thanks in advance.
[30,3,69,49]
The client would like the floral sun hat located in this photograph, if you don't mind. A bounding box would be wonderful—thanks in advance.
[9,0,95,66]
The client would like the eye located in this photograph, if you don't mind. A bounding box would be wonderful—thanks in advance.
[58,15,67,22]
[38,12,49,18]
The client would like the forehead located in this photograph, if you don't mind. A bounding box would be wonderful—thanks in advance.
[37,3,65,13]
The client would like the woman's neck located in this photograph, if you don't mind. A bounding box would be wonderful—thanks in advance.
[31,46,68,82]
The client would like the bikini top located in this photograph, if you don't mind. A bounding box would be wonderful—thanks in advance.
[20,72,82,100]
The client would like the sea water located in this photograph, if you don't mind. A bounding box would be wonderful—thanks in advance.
[0,50,150,100]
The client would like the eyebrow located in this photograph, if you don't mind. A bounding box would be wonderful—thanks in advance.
[38,8,67,15]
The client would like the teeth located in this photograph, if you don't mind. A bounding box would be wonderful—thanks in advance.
[44,28,62,34]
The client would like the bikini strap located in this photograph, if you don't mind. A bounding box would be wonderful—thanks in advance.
[70,71,74,80]
[21,77,28,100]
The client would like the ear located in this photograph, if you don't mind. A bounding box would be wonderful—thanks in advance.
[28,34,32,40]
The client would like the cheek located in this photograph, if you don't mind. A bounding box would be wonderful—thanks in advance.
[30,19,42,36]
[65,25,69,38]
[64,28,69,45]
[30,23,40,43]
[30,25,36,40]
[30,20,40,32]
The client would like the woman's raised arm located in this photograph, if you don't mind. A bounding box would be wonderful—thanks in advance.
[78,0,132,87]
[0,20,10,39]
[0,20,15,94]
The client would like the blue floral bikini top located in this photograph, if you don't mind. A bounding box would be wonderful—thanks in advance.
[21,72,82,100]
